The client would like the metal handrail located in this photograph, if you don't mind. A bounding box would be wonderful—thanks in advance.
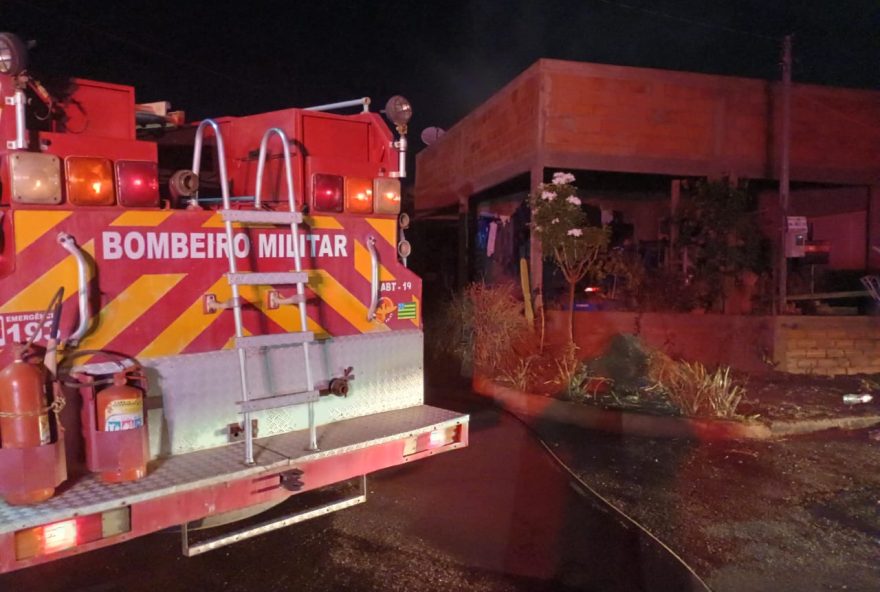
[57,232,90,345]
[252,127,317,453]
[254,128,294,210]
[192,120,254,464]
[191,119,231,210]
[304,97,370,113]
[366,236,379,321]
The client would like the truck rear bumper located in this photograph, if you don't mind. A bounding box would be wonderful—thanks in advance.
[0,404,468,573]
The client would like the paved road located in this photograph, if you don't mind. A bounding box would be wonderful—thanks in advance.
[0,389,705,591]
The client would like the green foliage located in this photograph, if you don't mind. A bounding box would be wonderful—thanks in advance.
[594,334,649,395]
[676,180,768,309]
[530,174,610,286]
[648,351,746,419]
[497,355,538,391]
[437,282,531,372]
[530,172,610,339]
[598,247,645,302]
[550,344,587,400]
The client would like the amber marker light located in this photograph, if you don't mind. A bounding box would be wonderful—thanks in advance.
[345,177,373,214]
[66,157,115,205]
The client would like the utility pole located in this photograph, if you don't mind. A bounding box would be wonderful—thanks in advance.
[777,34,793,314]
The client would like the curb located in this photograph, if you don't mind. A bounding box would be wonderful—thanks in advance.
[473,376,880,441]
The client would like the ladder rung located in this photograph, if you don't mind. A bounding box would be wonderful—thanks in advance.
[235,332,314,349]
[238,390,320,413]
[220,209,302,225]
[227,271,308,285]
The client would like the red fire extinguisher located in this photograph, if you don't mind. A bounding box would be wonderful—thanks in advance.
[0,344,54,505]
[96,367,147,483]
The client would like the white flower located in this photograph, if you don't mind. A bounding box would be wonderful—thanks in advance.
[566,196,582,206]
[541,190,556,201]
[567,228,583,237]
[552,218,560,224]
[552,172,576,185]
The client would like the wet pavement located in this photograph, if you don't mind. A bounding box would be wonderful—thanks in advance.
[0,385,706,591]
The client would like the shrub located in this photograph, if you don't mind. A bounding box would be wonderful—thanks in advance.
[648,352,745,419]
[497,356,538,391]
[436,282,532,374]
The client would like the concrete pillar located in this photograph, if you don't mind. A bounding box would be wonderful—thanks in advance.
[529,166,544,291]
[668,179,681,269]
[456,197,469,290]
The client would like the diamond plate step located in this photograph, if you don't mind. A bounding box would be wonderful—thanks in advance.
[237,390,320,413]
[220,209,302,225]
[227,271,308,285]
[235,332,314,349]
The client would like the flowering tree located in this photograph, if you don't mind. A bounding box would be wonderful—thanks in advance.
[530,172,610,341]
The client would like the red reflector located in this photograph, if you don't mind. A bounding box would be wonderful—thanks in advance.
[116,160,160,207]
[312,174,343,213]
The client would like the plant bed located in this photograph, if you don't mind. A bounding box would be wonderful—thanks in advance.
[474,372,880,440]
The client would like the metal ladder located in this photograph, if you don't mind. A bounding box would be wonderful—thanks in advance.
[193,120,318,465]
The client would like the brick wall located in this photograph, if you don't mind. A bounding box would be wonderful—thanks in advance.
[415,59,880,213]
[546,311,880,376]
[546,310,774,374]
[542,60,880,184]
[774,316,880,375]
[414,67,541,212]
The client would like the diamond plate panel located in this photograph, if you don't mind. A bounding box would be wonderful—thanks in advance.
[0,405,467,535]
[150,330,424,455]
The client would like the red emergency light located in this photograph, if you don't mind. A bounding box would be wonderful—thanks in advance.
[115,160,160,207]
[312,174,344,213]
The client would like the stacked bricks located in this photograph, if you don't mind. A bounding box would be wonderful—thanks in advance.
[775,316,880,376]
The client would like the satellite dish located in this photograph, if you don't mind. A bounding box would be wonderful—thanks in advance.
[420,126,446,146]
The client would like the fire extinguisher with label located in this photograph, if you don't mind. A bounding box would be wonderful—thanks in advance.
[96,367,147,483]
[0,345,55,505]
[0,287,64,505]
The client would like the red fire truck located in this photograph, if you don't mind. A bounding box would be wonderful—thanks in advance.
[0,33,468,572]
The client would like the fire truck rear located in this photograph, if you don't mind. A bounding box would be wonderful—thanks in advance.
[0,33,468,573]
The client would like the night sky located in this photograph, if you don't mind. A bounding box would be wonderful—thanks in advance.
[6,0,880,145]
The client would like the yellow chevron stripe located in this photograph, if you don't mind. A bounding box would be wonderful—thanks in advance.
[354,240,395,283]
[139,275,230,357]
[365,218,397,247]
[309,269,389,333]
[203,212,343,231]
[110,211,174,227]
[257,286,329,340]
[409,294,420,327]
[139,278,328,358]
[224,327,252,350]
[14,211,73,254]
[0,240,95,313]
[201,213,242,229]
[78,274,185,350]
[304,215,343,230]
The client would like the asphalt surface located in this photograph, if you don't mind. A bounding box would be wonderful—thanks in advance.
[0,385,706,592]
